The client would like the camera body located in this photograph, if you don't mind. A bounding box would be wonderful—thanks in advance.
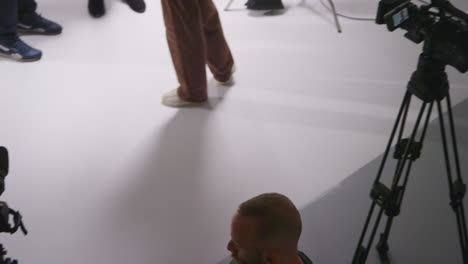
[376,0,468,73]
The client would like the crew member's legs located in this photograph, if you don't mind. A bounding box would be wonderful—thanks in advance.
[0,0,19,40]
[199,0,234,83]
[161,0,209,103]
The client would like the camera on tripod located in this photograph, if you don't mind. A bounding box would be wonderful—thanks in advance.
[0,147,27,264]
[376,0,468,73]
[352,1,468,263]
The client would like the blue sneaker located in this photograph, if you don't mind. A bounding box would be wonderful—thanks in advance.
[0,37,42,62]
[17,13,62,35]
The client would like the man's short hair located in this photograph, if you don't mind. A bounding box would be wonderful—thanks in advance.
[238,193,302,249]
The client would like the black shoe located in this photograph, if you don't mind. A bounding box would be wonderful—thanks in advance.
[0,36,42,62]
[88,0,106,18]
[126,0,146,13]
[17,13,62,35]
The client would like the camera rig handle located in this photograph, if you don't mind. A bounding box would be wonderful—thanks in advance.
[431,0,468,23]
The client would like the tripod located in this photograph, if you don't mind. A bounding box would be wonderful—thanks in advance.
[223,0,342,33]
[352,53,468,263]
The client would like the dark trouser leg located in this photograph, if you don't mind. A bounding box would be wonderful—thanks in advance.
[18,0,37,18]
[0,0,18,39]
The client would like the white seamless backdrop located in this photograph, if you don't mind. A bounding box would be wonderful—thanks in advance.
[0,0,467,263]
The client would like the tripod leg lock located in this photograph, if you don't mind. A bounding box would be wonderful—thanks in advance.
[371,182,404,217]
[394,138,423,161]
[450,179,466,211]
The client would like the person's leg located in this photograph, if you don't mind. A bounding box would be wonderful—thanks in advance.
[17,0,37,16]
[0,0,42,62]
[126,0,146,13]
[161,0,208,103]
[0,0,18,40]
[88,0,106,18]
[17,0,62,35]
[199,0,234,83]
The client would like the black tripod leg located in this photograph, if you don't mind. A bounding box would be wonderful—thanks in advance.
[376,164,413,258]
[352,92,412,264]
[438,98,468,263]
[446,95,468,247]
[376,91,413,183]
[376,101,434,259]
[391,93,413,186]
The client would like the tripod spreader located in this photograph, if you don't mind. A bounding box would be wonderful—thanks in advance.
[394,139,422,160]
[371,183,404,218]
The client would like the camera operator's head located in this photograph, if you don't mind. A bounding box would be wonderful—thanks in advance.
[227,193,303,264]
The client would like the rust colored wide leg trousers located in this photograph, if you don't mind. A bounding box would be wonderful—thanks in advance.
[161,0,234,102]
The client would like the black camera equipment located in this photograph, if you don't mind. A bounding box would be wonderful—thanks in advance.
[223,0,342,33]
[244,0,284,10]
[352,0,468,263]
[0,147,27,264]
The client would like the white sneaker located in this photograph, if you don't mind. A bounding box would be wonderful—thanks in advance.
[161,89,206,108]
[216,63,236,85]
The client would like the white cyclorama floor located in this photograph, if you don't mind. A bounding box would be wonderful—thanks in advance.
[1,0,467,263]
